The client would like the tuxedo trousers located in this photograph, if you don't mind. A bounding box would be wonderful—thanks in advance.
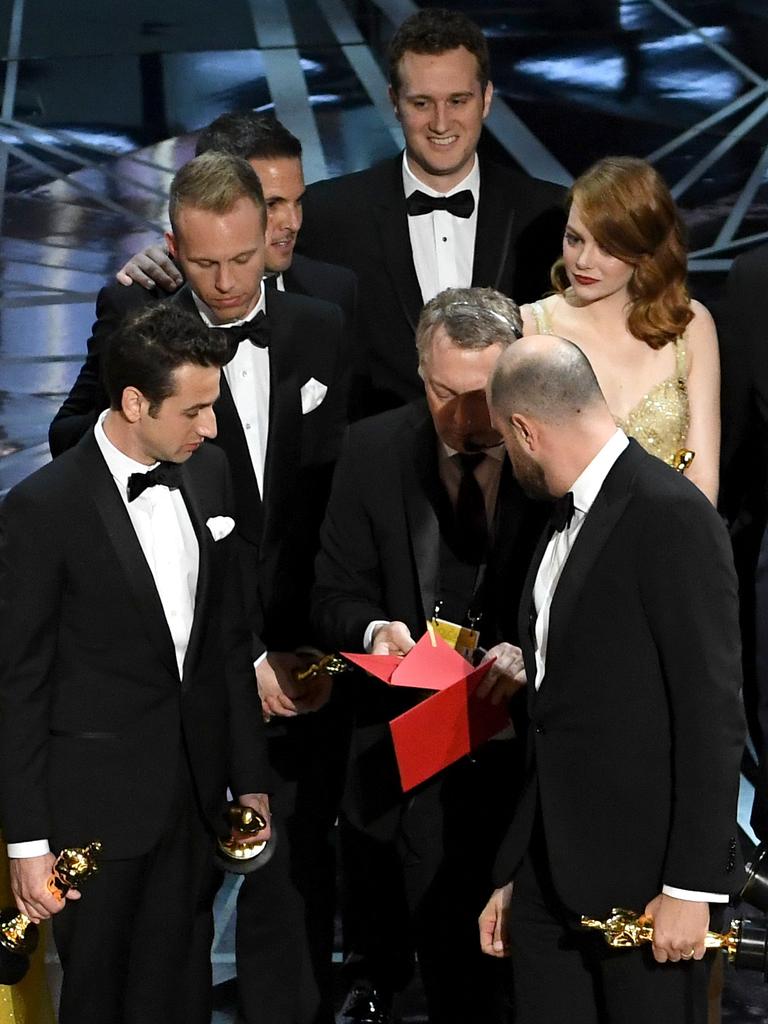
[508,823,713,1024]
[237,688,353,1024]
[342,739,517,1024]
[53,754,217,1024]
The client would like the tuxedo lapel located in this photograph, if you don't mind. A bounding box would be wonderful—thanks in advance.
[262,294,302,543]
[533,444,643,706]
[372,156,423,334]
[178,467,211,689]
[472,160,516,290]
[400,404,446,622]
[517,523,551,693]
[73,433,179,680]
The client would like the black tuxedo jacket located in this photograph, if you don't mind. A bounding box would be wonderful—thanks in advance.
[0,434,268,859]
[492,441,746,916]
[311,400,546,829]
[48,253,355,458]
[48,281,348,652]
[299,153,566,413]
[719,243,768,528]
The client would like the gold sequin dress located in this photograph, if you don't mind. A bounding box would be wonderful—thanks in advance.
[0,840,55,1024]
[529,301,689,468]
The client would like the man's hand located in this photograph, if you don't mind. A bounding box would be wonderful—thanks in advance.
[116,244,183,291]
[371,621,415,656]
[642,893,710,963]
[479,884,513,957]
[476,643,526,704]
[256,652,308,719]
[233,793,272,843]
[10,853,80,923]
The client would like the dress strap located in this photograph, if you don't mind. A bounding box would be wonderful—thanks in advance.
[530,301,552,335]
[674,337,687,380]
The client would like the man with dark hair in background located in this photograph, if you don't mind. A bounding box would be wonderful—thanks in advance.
[298,7,566,416]
[0,304,269,1024]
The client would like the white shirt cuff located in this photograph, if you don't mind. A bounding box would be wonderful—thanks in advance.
[364,620,390,653]
[662,884,728,903]
[253,651,268,670]
[7,839,51,858]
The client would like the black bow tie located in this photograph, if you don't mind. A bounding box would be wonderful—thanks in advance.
[550,492,575,533]
[127,461,183,503]
[213,310,270,363]
[406,189,475,219]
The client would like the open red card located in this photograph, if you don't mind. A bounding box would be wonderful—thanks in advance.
[342,631,475,691]
[342,633,511,790]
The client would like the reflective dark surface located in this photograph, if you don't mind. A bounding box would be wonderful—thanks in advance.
[2,0,768,1018]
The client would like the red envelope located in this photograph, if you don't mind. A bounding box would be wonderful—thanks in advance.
[342,632,475,691]
[389,660,510,791]
[342,632,511,790]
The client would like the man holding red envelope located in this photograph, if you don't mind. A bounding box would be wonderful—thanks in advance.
[313,287,545,1024]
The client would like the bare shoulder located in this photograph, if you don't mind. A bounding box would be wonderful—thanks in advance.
[684,300,718,358]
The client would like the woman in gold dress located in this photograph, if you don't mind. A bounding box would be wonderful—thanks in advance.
[522,155,720,505]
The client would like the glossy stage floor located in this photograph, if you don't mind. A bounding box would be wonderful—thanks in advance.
[2,0,768,1019]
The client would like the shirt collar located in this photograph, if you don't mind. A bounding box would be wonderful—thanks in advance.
[94,409,159,498]
[402,152,480,201]
[439,439,505,464]
[191,286,266,328]
[569,429,629,516]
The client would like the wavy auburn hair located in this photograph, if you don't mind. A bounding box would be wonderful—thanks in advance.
[551,156,693,350]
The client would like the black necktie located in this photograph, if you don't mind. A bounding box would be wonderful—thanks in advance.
[127,462,183,503]
[455,453,488,560]
[264,274,279,291]
[406,189,475,219]
[550,492,575,533]
[214,309,270,363]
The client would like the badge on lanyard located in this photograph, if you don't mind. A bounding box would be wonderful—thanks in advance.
[428,616,480,662]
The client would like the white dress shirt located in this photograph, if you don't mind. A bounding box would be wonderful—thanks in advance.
[531,428,725,904]
[403,153,480,305]
[193,289,270,496]
[9,412,200,859]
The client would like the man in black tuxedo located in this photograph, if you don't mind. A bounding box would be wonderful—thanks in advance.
[0,304,270,1024]
[298,7,567,416]
[718,244,768,835]
[53,151,348,1021]
[480,335,746,1023]
[312,288,545,1023]
[49,111,356,456]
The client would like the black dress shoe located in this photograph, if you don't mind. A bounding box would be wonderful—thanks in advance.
[336,981,394,1024]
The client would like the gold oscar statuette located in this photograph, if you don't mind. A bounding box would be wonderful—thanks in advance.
[581,907,738,957]
[673,449,696,474]
[215,804,276,875]
[0,841,101,983]
[293,653,352,684]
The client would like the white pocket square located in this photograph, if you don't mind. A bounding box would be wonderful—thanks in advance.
[300,377,328,415]
[206,516,235,541]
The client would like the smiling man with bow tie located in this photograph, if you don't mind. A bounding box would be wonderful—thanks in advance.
[0,304,270,1024]
[298,7,567,417]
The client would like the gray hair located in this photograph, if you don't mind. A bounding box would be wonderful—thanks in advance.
[416,287,522,367]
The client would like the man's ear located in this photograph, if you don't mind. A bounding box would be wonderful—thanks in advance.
[165,231,178,260]
[482,80,494,120]
[121,386,145,424]
[388,84,401,120]
[511,413,535,451]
